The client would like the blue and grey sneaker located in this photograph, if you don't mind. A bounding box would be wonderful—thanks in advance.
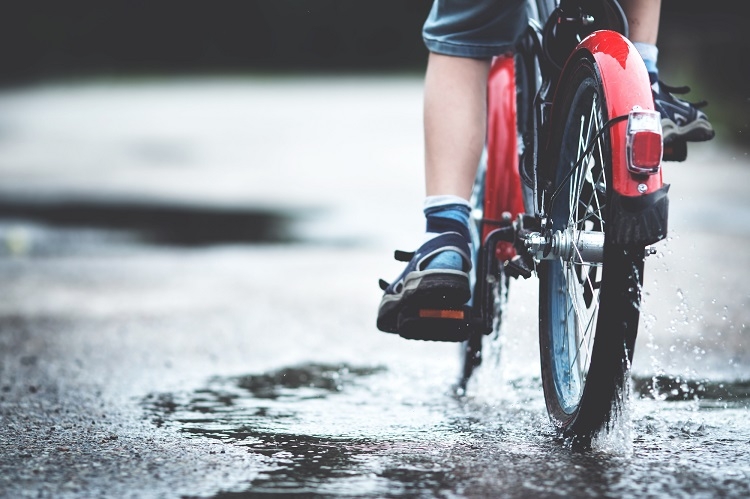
[652,79,715,143]
[376,216,472,338]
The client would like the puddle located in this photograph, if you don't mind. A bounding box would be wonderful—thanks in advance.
[0,197,302,247]
[142,362,479,497]
[142,362,750,498]
[632,374,750,405]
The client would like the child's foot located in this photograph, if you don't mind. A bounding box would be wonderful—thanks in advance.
[652,78,715,143]
[377,201,472,336]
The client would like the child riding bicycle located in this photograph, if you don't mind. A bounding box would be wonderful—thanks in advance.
[376,0,714,340]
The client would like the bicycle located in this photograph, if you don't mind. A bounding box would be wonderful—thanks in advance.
[397,0,688,445]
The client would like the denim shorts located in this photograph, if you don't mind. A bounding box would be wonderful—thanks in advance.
[423,0,529,58]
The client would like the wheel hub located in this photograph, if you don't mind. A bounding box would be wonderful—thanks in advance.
[524,228,605,263]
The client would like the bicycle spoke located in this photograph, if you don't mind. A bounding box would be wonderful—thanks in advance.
[557,90,607,404]
[569,297,598,378]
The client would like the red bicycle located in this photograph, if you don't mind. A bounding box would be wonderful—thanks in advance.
[409,0,686,444]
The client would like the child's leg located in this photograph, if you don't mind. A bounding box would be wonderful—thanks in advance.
[621,0,661,46]
[620,0,661,73]
[424,52,491,201]
[377,0,528,338]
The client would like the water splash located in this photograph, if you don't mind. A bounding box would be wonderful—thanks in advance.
[591,377,634,456]
[632,374,750,407]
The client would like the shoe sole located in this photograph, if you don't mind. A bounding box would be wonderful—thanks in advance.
[662,117,715,143]
[376,270,471,336]
[397,305,473,342]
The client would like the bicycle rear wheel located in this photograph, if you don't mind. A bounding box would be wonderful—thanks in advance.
[538,53,644,443]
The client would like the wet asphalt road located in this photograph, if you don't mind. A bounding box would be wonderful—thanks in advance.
[1,77,749,498]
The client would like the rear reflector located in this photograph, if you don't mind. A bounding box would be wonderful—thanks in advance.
[626,108,663,175]
[418,309,465,320]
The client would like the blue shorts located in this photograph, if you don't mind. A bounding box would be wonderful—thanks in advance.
[423,0,529,59]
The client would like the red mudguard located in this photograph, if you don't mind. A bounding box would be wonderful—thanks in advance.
[573,30,664,197]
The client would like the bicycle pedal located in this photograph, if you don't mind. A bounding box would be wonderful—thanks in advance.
[504,255,534,279]
[662,139,687,162]
[396,305,473,342]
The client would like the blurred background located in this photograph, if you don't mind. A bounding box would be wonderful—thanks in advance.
[1,0,747,149]
[1,4,749,496]
[0,1,748,373]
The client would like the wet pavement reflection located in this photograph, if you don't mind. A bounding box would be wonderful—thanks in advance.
[143,361,750,498]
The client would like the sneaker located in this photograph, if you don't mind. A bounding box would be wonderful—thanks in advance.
[376,218,472,336]
[653,80,715,143]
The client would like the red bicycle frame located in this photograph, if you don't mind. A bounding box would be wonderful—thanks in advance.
[484,54,524,262]
[483,29,664,261]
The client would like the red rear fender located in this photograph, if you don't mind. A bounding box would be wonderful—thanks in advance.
[574,30,663,197]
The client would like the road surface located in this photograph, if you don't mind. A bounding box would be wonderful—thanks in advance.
[0,76,748,498]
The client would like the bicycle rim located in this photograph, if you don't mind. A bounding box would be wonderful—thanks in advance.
[539,54,643,442]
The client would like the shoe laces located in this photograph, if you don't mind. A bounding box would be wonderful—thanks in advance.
[656,80,708,109]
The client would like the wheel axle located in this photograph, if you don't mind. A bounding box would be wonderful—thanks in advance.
[524,228,605,263]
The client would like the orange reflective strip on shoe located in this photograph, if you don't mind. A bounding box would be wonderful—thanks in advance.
[418,309,465,320]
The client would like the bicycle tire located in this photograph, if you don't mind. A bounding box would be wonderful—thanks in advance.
[538,52,644,443]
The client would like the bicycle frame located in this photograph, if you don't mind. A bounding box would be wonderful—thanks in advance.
[463,0,670,385]
[483,56,525,261]
[482,0,669,250]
